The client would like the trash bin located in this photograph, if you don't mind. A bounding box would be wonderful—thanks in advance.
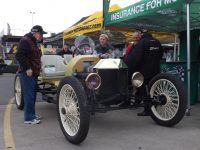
[160,61,199,105]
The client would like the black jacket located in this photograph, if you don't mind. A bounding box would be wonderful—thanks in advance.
[15,32,41,76]
[126,33,163,82]
[94,44,114,54]
[57,49,72,55]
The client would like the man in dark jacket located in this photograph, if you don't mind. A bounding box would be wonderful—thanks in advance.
[57,43,72,55]
[126,29,163,116]
[93,34,115,58]
[15,25,47,124]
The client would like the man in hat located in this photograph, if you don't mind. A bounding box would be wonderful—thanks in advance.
[126,29,163,116]
[16,25,47,124]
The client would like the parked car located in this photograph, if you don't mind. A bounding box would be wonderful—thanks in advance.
[14,35,187,145]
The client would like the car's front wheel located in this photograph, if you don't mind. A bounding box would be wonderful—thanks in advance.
[57,76,90,145]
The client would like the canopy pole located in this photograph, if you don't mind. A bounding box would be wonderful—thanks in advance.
[177,34,180,61]
[102,0,105,31]
[173,34,177,61]
[102,0,110,32]
[186,3,191,116]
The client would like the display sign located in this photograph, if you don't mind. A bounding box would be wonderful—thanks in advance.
[105,0,180,26]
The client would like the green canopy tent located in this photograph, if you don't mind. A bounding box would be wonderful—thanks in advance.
[103,0,200,114]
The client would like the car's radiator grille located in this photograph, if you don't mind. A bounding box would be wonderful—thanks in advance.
[96,68,128,98]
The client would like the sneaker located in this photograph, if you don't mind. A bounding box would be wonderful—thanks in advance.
[24,119,41,124]
[35,115,42,120]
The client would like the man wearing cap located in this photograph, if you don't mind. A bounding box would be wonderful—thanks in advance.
[126,29,163,116]
[16,25,47,124]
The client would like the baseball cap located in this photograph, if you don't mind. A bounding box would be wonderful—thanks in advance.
[31,25,47,34]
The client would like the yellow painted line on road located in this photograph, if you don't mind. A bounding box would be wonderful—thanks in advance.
[3,97,16,150]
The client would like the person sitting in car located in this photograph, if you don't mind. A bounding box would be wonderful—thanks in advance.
[93,34,115,58]
[57,43,72,56]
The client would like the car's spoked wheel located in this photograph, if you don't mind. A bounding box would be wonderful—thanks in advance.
[57,77,90,145]
[149,73,186,127]
[60,84,80,136]
[14,74,24,110]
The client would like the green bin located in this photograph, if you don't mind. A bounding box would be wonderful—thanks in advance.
[160,62,199,105]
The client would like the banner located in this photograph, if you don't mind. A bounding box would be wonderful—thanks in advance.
[105,0,180,26]
[63,4,121,40]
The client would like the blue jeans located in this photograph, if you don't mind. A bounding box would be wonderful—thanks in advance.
[20,72,37,121]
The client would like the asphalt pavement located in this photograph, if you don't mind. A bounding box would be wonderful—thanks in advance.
[0,74,200,150]
[0,73,15,105]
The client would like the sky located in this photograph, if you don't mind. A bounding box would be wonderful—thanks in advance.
[0,0,140,36]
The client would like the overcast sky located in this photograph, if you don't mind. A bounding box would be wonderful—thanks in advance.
[0,0,140,36]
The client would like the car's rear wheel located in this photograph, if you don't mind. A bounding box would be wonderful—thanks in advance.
[57,76,90,145]
[149,73,186,127]
[14,73,24,110]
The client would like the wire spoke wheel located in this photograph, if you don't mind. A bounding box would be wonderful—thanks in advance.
[57,76,90,145]
[14,74,24,110]
[150,79,179,121]
[149,73,186,127]
[15,76,22,105]
[59,84,80,136]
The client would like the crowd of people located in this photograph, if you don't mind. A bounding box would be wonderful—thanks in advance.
[15,24,164,124]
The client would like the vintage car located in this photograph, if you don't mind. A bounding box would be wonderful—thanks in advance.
[14,35,186,145]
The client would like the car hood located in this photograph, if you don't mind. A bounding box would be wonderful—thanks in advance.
[94,58,127,69]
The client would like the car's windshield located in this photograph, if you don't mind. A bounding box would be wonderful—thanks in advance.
[74,35,95,55]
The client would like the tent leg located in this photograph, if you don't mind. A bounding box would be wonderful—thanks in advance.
[186,108,191,116]
[186,3,191,116]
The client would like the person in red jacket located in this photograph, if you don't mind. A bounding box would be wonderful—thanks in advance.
[123,31,141,63]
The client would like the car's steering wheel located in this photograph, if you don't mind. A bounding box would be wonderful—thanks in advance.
[73,35,95,56]
[73,43,91,56]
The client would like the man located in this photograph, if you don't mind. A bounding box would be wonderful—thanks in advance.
[126,29,163,116]
[57,43,72,55]
[93,34,115,58]
[124,31,141,63]
[15,25,47,124]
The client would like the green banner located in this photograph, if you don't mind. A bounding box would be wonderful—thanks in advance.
[105,0,181,25]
